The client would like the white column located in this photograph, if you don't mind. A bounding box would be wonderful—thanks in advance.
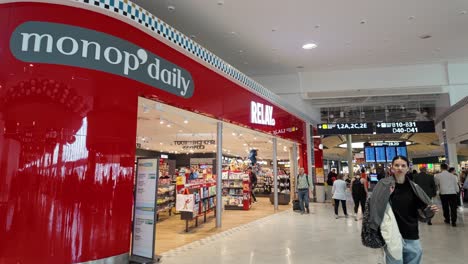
[273,137,278,210]
[216,122,223,228]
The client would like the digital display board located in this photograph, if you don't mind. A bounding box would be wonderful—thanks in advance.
[375,147,386,162]
[317,122,374,135]
[375,121,435,134]
[386,147,397,162]
[397,146,408,157]
[364,142,408,163]
[364,147,376,163]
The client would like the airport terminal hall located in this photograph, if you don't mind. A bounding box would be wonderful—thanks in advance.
[1,1,468,264]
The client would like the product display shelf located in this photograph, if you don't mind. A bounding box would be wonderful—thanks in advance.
[222,171,251,210]
[179,181,217,232]
[156,178,176,221]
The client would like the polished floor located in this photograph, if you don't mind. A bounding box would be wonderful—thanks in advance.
[159,202,467,264]
[155,197,289,253]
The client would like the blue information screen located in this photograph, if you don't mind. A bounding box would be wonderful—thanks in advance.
[365,147,376,162]
[386,147,397,162]
[397,146,407,157]
[375,147,386,162]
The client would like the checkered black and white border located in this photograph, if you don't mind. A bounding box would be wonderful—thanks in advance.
[71,0,310,122]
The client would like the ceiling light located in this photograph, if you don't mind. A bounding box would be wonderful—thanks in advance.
[408,16,415,20]
[184,119,189,124]
[167,5,175,11]
[253,137,257,140]
[159,118,164,124]
[340,111,345,118]
[232,132,236,136]
[302,43,317,49]
[296,66,304,69]
[160,142,163,145]
[217,0,224,5]
[360,20,367,25]
[179,130,183,132]
[167,124,171,128]
[314,25,320,29]
[243,143,247,146]
[459,10,467,15]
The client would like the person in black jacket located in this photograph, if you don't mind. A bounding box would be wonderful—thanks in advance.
[413,167,437,225]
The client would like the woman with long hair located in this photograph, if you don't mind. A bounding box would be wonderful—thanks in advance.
[368,156,438,264]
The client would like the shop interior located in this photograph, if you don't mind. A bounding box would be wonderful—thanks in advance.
[135,97,297,253]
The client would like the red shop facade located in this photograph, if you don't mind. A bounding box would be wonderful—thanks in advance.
[0,1,322,263]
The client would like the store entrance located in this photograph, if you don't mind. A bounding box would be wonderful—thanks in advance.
[134,97,296,255]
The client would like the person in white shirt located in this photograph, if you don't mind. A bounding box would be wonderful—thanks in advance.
[332,174,348,219]
[435,163,459,226]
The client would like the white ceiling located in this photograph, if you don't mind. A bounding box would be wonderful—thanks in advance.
[133,0,468,76]
[136,97,294,160]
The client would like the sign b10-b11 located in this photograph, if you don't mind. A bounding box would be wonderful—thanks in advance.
[317,121,435,135]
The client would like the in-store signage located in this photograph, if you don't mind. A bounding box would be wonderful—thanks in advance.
[10,21,194,98]
[174,140,215,150]
[250,101,276,126]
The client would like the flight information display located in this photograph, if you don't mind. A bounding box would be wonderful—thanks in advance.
[375,147,386,162]
[397,146,408,157]
[386,147,397,162]
[364,142,408,163]
[317,122,374,135]
[364,147,376,163]
[375,121,435,134]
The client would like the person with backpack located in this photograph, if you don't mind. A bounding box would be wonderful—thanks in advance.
[365,155,438,264]
[351,174,368,221]
[297,167,312,214]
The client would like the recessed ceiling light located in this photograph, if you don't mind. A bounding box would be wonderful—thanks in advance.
[360,20,367,25]
[419,34,432,39]
[239,50,243,53]
[296,66,304,69]
[217,0,224,5]
[184,119,189,124]
[243,62,248,65]
[167,5,175,12]
[272,28,277,32]
[408,16,415,20]
[302,43,317,49]
[314,25,320,29]
[459,10,467,15]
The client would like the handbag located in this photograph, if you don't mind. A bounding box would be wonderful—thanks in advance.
[361,198,386,249]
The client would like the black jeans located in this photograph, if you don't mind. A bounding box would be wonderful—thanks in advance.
[334,199,347,215]
[251,183,257,202]
[440,194,458,224]
[353,196,366,214]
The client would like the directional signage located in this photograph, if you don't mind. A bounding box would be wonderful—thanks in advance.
[317,122,374,135]
[375,121,435,134]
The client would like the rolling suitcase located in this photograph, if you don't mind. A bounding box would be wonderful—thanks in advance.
[293,199,301,211]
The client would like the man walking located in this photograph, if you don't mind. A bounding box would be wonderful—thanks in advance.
[435,163,459,226]
[297,167,313,214]
[413,167,437,225]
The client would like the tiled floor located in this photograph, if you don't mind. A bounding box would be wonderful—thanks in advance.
[160,202,467,264]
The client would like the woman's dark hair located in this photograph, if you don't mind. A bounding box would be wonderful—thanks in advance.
[361,168,366,173]
[448,167,455,173]
[391,155,409,166]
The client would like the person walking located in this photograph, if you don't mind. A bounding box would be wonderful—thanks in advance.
[435,163,460,226]
[332,174,348,219]
[296,167,312,214]
[368,156,438,264]
[351,174,368,221]
[247,167,257,203]
[413,167,437,225]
